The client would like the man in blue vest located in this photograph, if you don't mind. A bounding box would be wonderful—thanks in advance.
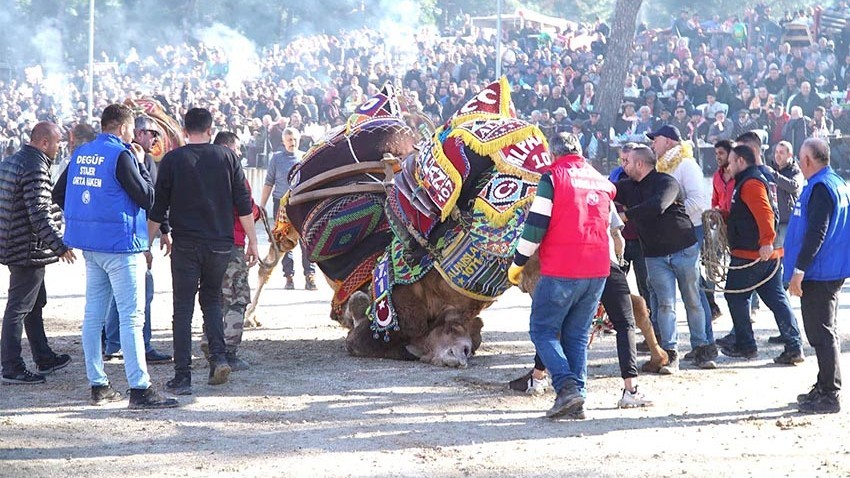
[55,104,177,409]
[784,138,850,414]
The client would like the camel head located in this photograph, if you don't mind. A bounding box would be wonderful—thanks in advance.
[405,308,484,368]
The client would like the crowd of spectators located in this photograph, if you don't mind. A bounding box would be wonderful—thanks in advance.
[2,3,850,172]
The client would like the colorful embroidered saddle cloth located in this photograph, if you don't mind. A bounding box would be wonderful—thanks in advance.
[280,84,417,316]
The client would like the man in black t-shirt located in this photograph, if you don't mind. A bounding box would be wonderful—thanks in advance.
[147,108,258,396]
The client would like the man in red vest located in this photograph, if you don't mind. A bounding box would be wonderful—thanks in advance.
[508,132,615,420]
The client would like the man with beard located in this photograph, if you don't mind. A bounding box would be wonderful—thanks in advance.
[720,144,805,365]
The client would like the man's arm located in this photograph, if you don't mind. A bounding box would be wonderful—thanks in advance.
[789,184,833,296]
[739,179,777,258]
[239,214,259,268]
[678,160,708,221]
[512,174,554,267]
[794,184,833,272]
[624,174,681,222]
[115,150,155,210]
[772,165,803,196]
[22,165,68,257]
[52,166,69,209]
[261,155,277,208]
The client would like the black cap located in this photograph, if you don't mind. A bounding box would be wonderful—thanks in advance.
[646,124,682,142]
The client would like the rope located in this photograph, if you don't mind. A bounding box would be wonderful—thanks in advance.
[700,209,780,294]
[257,208,280,270]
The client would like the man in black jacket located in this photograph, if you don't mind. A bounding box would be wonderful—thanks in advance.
[0,122,76,384]
[615,144,716,374]
[147,108,258,396]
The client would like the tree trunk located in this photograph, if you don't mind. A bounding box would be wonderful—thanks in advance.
[595,0,643,172]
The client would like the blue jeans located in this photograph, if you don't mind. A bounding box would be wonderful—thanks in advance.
[645,243,709,351]
[724,257,802,353]
[104,270,155,354]
[693,225,715,344]
[81,251,150,389]
[529,276,605,395]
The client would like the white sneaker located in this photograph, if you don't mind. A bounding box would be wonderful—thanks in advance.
[617,386,654,408]
[509,370,551,396]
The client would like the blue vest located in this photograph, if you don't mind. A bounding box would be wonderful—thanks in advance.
[783,166,850,282]
[63,133,148,253]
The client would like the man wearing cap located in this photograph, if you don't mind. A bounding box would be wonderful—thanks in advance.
[647,124,717,367]
[552,107,571,133]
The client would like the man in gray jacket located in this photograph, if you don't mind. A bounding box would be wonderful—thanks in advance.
[766,140,804,245]
[259,127,316,290]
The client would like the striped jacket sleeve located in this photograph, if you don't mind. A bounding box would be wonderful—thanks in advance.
[512,173,554,267]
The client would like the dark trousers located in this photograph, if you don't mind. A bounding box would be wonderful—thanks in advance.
[532,263,638,379]
[273,197,315,278]
[170,241,230,377]
[1,266,54,375]
[725,257,802,353]
[601,263,638,379]
[621,239,650,306]
[800,279,844,394]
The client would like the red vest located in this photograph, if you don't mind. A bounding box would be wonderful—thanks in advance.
[538,154,615,279]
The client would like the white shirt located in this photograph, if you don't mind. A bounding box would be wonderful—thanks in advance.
[669,157,709,227]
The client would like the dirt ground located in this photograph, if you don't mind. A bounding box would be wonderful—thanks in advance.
[1,243,849,478]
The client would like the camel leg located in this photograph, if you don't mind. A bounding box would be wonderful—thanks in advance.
[245,260,275,328]
[630,295,668,369]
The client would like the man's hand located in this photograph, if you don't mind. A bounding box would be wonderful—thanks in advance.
[245,241,259,268]
[60,249,76,264]
[758,244,774,261]
[130,143,145,163]
[144,250,153,270]
[159,233,172,256]
[788,270,804,297]
[507,263,524,286]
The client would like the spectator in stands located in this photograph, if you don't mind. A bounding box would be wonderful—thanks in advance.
[707,110,734,143]
[782,106,811,156]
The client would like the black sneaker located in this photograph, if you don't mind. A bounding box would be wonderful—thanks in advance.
[546,382,584,418]
[165,375,192,395]
[767,335,788,344]
[128,387,179,409]
[508,369,551,395]
[208,361,232,386]
[720,345,758,359]
[146,349,173,364]
[694,345,718,369]
[797,384,820,404]
[226,351,251,372]
[773,349,805,365]
[36,354,72,374]
[798,391,841,415]
[716,334,736,348]
[561,403,586,420]
[1,369,46,384]
[103,351,123,361]
[91,384,123,405]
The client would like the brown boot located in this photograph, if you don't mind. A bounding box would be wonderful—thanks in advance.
[305,274,318,290]
[284,275,294,290]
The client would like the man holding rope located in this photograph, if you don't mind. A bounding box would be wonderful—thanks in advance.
[784,138,850,414]
[720,144,804,365]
